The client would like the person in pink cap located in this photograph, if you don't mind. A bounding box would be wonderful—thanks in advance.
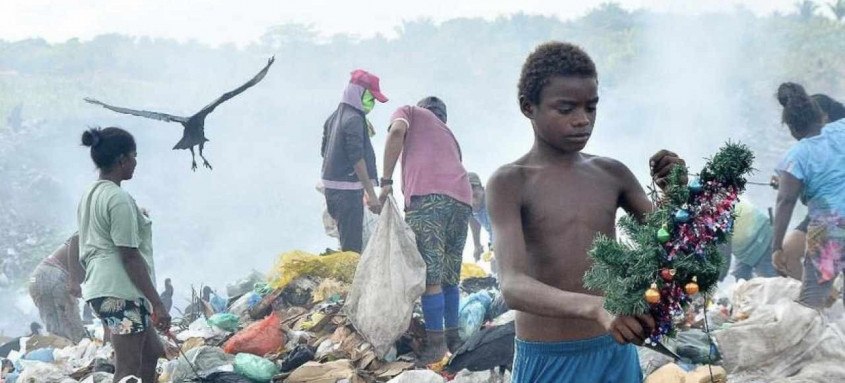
[320,69,388,253]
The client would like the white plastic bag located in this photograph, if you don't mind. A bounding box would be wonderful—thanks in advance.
[361,209,379,251]
[715,278,845,382]
[388,370,446,383]
[15,360,75,383]
[344,196,427,357]
[731,277,801,318]
[176,317,226,341]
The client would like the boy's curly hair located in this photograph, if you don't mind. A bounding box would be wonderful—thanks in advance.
[518,42,597,105]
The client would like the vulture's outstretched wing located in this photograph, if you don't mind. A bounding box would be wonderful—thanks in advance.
[84,98,186,123]
[195,56,275,118]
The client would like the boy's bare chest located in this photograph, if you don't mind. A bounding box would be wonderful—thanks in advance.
[522,169,620,231]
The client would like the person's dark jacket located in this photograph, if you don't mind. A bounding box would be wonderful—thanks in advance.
[321,103,378,189]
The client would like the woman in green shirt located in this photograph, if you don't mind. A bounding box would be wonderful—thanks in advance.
[77,127,169,383]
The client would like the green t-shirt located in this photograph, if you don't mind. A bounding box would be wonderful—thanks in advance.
[731,201,772,267]
[77,180,154,302]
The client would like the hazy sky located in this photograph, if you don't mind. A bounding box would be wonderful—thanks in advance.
[2,0,799,46]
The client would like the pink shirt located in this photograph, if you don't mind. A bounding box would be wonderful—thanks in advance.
[391,106,472,207]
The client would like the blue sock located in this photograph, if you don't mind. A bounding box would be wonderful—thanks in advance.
[443,285,460,329]
[421,293,445,331]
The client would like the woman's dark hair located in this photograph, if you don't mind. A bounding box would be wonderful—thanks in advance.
[81,127,136,170]
[777,82,824,136]
[811,93,845,122]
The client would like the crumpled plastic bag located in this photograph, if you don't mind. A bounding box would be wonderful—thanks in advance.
[459,291,493,341]
[294,311,326,332]
[53,338,101,371]
[460,277,498,294]
[284,330,313,352]
[207,313,240,332]
[280,277,319,307]
[233,353,279,383]
[312,278,349,304]
[25,335,72,353]
[675,329,720,364]
[731,277,801,319]
[279,344,315,373]
[388,369,445,383]
[171,346,234,383]
[715,287,845,381]
[79,371,113,383]
[210,294,228,314]
[452,369,511,383]
[228,292,261,322]
[267,250,360,290]
[344,197,427,358]
[362,210,378,251]
[15,360,74,383]
[285,360,363,383]
[177,317,227,341]
[202,371,253,383]
[227,270,265,298]
[460,263,487,280]
[637,346,674,377]
[223,312,284,356]
[23,347,54,362]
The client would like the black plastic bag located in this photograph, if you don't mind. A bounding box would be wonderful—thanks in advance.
[279,344,316,373]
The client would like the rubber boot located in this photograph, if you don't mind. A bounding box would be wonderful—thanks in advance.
[415,330,448,366]
[445,327,463,353]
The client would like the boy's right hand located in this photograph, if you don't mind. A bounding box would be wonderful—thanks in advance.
[598,309,654,345]
[649,150,686,189]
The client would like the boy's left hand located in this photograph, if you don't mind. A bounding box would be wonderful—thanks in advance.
[650,150,687,190]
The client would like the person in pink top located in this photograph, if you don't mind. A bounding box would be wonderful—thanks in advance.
[379,96,472,365]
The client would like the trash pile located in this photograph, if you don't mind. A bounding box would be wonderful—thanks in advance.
[641,276,845,383]
[3,198,843,382]
[0,197,516,383]
[3,255,844,383]
[0,248,513,383]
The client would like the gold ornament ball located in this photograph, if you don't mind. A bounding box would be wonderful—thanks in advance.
[645,284,661,304]
[685,276,700,295]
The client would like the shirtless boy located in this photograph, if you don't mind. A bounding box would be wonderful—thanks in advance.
[488,42,685,382]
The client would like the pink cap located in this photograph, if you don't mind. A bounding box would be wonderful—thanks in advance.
[350,69,388,103]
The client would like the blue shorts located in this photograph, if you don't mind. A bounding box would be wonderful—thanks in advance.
[511,334,642,383]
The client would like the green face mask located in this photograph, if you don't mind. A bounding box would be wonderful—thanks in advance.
[362,89,375,114]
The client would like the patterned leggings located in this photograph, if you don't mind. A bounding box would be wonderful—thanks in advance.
[406,194,471,286]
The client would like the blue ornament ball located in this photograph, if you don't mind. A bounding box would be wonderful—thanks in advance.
[689,178,703,193]
[675,209,691,223]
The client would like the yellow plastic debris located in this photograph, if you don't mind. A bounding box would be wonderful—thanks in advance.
[181,337,205,353]
[460,262,488,280]
[686,365,727,383]
[426,354,451,372]
[482,250,494,262]
[267,250,360,290]
[313,278,349,303]
[644,363,686,383]
[295,312,327,331]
